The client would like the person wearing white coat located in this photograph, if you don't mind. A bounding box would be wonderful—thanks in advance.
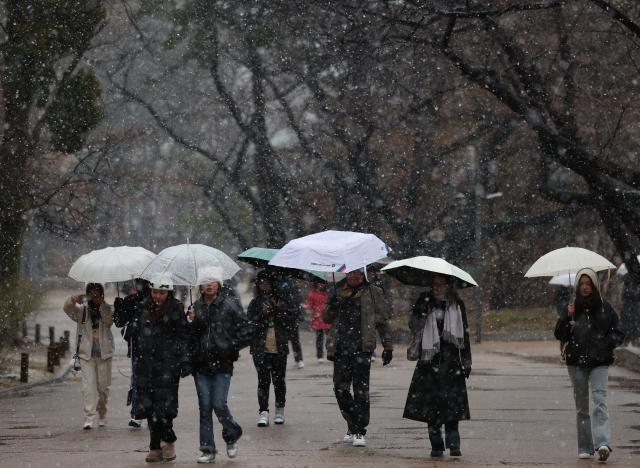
[64,283,114,429]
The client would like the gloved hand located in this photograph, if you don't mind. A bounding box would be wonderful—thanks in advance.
[382,349,393,366]
[464,366,471,379]
[180,365,192,378]
[113,297,124,312]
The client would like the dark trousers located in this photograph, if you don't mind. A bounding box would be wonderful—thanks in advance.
[289,325,303,362]
[148,416,177,450]
[253,353,287,411]
[333,352,372,435]
[428,421,460,451]
[315,330,325,359]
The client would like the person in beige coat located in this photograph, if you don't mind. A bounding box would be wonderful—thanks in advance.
[64,283,114,429]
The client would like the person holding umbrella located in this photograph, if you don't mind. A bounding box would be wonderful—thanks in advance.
[126,277,191,463]
[186,268,247,463]
[248,269,298,427]
[113,277,151,429]
[554,268,624,462]
[402,273,472,458]
[63,283,114,430]
[323,268,394,447]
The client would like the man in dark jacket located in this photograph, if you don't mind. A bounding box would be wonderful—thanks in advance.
[323,269,393,447]
[113,278,150,428]
[188,276,247,463]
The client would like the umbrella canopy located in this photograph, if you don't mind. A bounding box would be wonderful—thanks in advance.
[139,244,240,286]
[616,255,640,276]
[548,273,576,287]
[238,247,326,281]
[68,246,156,283]
[524,247,616,278]
[268,230,390,273]
[381,256,478,288]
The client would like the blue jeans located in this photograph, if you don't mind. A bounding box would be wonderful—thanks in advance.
[567,366,611,454]
[194,372,242,453]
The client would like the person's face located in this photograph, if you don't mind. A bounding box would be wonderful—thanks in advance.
[432,275,448,300]
[258,280,272,294]
[578,275,594,297]
[201,281,220,297]
[87,288,103,305]
[135,279,147,292]
[346,270,365,287]
[151,289,169,305]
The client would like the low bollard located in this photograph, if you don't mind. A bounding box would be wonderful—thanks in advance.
[47,347,55,373]
[22,321,28,339]
[49,326,55,346]
[63,330,71,352]
[20,353,29,383]
[53,343,61,366]
[35,324,41,344]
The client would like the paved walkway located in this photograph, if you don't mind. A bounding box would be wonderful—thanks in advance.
[1,290,639,467]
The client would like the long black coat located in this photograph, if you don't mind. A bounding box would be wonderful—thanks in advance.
[129,297,190,421]
[554,299,623,368]
[190,289,249,376]
[247,294,297,356]
[403,293,471,425]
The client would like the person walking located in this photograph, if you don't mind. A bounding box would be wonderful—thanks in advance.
[127,278,191,463]
[248,270,297,427]
[278,276,305,369]
[113,277,151,429]
[323,269,394,447]
[402,274,472,458]
[303,280,330,363]
[64,283,114,430]
[187,273,248,463]
[554,268,625,462]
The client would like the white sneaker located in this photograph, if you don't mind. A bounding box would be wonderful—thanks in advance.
[274,407,285,425]
[83,419,93,430]
[317,358,325,364]
[597,446,610,462]
[352,433,366,447]
[257,411,269,427]
[578,453,593,459]
[342,431,354,443]
[98,418,106,427]
[296,361,305,369]
[226,443,238,459]
[197,451,215,463]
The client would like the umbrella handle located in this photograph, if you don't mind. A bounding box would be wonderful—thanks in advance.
[117,282,120,299]
[189,288,193,306]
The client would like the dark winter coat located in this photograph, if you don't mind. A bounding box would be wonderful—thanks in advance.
[554,299,623,368]
[190,289,250,376]
[403,293,471,425]
[113,290,149,353]
[129,297,190,421]
[323,281,393,359]
[248,293,297,356]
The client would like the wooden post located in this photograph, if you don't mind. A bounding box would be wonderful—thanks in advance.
[47,347,55,373]
[35,324,41,344]
[20,353,29,383]
[22,321,28,339]
[49,326,55,345]
[53,343,61,366]
[62,331,70,352]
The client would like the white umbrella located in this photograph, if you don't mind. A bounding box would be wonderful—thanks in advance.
[68,246,156,283]
[548,272,576,287]
[524,247,616,278]
[268,230,390,273]
[381,256,478,288]
[139,244,240,286]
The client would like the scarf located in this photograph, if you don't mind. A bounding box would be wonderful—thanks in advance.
[420,300,465,362]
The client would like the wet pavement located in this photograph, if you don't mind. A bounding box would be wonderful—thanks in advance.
[1,290,639,467]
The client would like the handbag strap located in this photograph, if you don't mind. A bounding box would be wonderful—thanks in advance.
[74,305,87,358]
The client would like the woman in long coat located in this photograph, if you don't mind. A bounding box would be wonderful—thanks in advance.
[128,280,190,463]
[403,274,472,458]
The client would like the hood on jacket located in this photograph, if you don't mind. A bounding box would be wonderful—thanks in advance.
[574,268,601,299]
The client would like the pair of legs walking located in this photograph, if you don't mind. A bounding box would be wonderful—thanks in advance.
[428,421,461,456]
[253,352,287,425]
[194,372,242,459]
[315,330,325,360]
[80,357,111,428]
[567,365,611,459]
[333,352,371,439]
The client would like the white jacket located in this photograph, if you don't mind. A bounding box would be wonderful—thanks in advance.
[63,297,114,360]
